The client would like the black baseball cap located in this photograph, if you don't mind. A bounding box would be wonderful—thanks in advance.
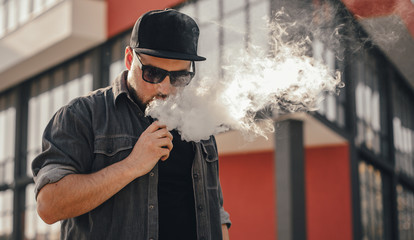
[130,9,206,61]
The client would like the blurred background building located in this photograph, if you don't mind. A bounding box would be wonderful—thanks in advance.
[0,0,413,239]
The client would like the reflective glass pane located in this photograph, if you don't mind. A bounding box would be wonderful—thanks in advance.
[249,0,269,49]
[0,97,15,185]
[27,96,39,176]
[354,53,384,156]
[109,60,124,85]
[397,185,414,240]
[0,4,5,37]
[359,161,384,240]
[66,78,81,103]
[223,11,246,54]
[81,73,93,96]
[0,190,13,239]
[199,0,219,22]
[326,94,336,122]
[27,56,94,177]
[223,0,245,14]
[19,0,30,24]
[45,0,58,8]
[198,23,219,80]
[179,2,196,20]
[7,0,18,31]
[33,0,44,16]
[312,37,345,128]
[25,184,60,240]
[393,79,414,177]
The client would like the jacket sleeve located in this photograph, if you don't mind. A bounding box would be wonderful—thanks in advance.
[32,99,94,198]
[218,179,231,228]
[212,136,231,228]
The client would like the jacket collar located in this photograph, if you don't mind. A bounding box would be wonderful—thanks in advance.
[112,70,145,115]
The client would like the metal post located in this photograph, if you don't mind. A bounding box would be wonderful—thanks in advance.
[275,119,306,240]
[13,84,29,240]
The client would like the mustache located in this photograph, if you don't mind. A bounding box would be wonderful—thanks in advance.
[155,93,168,99]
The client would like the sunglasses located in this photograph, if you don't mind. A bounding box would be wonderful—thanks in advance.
[134,52,195,87]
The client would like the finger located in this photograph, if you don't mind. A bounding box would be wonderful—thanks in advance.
[154,128,173,140]
[145,121,167,133]
[160,154,169,161]
[159,148,171,161]
[157,138,173,151]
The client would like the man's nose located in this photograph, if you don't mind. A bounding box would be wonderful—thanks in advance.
[158,76,174,95]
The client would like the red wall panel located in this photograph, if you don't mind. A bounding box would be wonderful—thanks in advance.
[341,0,397,17]
[107,0,187,38]
[305,144,353,240]
[219,144,352,240]
[219,151,277,240]
[341,0,414,36]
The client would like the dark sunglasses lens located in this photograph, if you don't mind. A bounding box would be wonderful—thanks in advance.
[170,72,194,87]
[143,66,167,83]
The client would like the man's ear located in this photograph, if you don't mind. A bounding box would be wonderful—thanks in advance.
[125,47,133,70]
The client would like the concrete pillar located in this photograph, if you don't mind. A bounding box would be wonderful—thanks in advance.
[275,119,306,240]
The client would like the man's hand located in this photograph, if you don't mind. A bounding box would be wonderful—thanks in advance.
[37,121,173,224]
[222,224,229,240]
[126,121,173,177]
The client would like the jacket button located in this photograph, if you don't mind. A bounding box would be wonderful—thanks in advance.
[107,148,113,154]
[150,172,155,177]
[208,155,214,160]
[149,204,154,210]
[193,173,198,179]
[197,205,203,211]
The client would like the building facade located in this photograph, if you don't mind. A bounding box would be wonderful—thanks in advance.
[0,0,413,239]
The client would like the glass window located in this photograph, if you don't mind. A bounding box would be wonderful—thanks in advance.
[109,33,129,85]
[179,2,196,19]
[18,0,30,24]
[397,185,414,240]
[25,55,94,236]
[0,190,13,239]
[45,0,58,8]
[7,0,18,31]
[33,0,44,16]
[222,11,246,81]
[312,38,346,128]
[198,23,220,81]
[198,0,219,22]
[81,56,93,95]
[359,161,385,240]
[0,95,16,185]
[51,68,65,115]
[27,56,94,176]
[109,60,124,85]
[354,53,384,156]
[249,0,269,50]
[25,184,60,240]
[223,0,245,14]
[0,2,5,37]
[393,78,414,178]
[27,84,40,176]
[249,0,263,4]
[223,11,246,54]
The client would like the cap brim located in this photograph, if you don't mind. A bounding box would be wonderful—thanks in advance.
[134,48,206,61]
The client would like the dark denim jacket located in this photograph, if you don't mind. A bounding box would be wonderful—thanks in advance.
[32,71,231,240]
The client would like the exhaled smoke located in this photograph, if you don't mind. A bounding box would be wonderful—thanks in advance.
[146,9,344,142]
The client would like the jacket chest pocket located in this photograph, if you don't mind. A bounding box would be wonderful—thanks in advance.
[93,135,137,171]
[200,138,219,189]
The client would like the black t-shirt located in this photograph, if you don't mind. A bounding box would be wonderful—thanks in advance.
[158,129,197,240]
[126,83,197,239]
